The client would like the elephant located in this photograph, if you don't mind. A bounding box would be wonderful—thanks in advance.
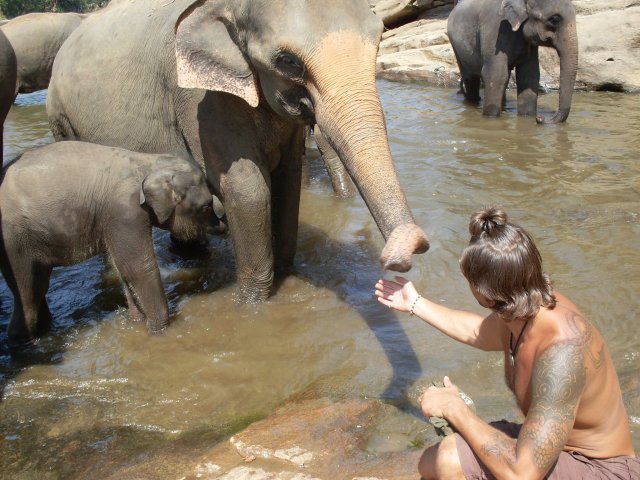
[0,141,215,347]
[0,12,86,96]
[46,0,430,302]
[447,0,578,123]
[312,125,356,199]
[0,30,17,158]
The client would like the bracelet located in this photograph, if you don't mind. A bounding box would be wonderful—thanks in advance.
[409,295,422,316]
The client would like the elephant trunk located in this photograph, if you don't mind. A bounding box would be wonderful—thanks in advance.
[538,20,578,124]
[307,31,429,271]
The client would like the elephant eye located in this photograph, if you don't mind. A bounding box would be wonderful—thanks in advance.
[547,14,562,26]
[274,51,305,78]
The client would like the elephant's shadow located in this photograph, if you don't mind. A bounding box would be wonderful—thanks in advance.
[281,220,425,416]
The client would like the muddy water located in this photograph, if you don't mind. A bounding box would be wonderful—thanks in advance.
[0,83,638,478]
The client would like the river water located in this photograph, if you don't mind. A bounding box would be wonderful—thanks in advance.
[1,83,638,478]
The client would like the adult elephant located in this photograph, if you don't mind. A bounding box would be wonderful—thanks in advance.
[47,0,430,302]
[0,30,17,158]
[311,125,356,199]
[0,12,86,96]
[447,0,578,123]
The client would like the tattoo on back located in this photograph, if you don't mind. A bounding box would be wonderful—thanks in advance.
[518,311,590,472]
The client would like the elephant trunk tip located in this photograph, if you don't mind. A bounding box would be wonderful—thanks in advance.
[380,223,430,272]
[536,109,570,124]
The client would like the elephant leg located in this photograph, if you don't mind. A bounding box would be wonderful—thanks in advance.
[272,127,304,275]
[5,257,52,347]
[222,157,274,302]
[314,125,356,198]
[481,57,510,117]
[515,55,540,117]
[106,228,169,333]
[123,283,145,323]
[462,75,481,104]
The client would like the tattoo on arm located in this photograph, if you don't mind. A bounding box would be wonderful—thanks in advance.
[519,314,589,472]
[482,431,516,466]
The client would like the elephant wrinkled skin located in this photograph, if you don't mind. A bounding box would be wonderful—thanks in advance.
[1,12,86,96]
[47,0,430,302]
[0,141,214,347]
[447,0,578,123]
[0,30,17,157]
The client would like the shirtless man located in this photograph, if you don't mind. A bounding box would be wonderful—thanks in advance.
[375,207,638,479]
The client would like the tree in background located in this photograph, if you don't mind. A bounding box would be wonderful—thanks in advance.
[0,0,108,18]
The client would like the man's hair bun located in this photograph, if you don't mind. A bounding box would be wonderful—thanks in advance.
[468,206,508,237]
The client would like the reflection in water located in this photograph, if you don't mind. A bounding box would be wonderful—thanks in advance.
[0,85,638,476]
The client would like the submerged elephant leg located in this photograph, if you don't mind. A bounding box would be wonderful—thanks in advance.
[106,228,169,333]
[6,258,52,346]
[515,54,540,117]
[122,283,145,323]
[481,58,510,117]
[462,76,481,104]
[272,127,304,276]
[221,157,274,302]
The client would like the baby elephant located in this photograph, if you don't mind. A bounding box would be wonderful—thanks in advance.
[0,141,214,347]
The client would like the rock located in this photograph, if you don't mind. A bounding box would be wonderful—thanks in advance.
[375,2,640,92]
[376,6,459,88]
[372,0,436,28]
[539,4,640,92]
[179,398,429,480]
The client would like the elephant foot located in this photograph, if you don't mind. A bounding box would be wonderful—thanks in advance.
[236,274,273,304]
[7,335,42,361]
[147,323,168,335]
[380,223,430,272]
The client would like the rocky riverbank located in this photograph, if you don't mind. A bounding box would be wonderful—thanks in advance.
[374,0,640,92]
[94,396,438,480]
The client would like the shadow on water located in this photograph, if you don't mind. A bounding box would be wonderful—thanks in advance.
[293,147,425,415]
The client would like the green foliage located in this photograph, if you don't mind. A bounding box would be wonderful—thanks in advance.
[0,0,108,18]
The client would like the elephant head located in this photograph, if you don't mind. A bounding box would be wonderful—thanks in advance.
[140,164,214,243]
[174,0,429,271]
[501,0,578,124]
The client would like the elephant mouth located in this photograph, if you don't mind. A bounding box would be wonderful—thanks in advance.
[275,87,316,123]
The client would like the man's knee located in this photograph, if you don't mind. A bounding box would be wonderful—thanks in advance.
[418,434,465,480]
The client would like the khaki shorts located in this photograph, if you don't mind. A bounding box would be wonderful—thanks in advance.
[454,420,640,480]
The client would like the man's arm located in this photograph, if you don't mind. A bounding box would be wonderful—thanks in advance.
[445,338,587,480]
[375,276,504,350]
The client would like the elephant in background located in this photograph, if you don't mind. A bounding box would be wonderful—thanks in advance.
[47,0,430,302]
[0,30,17,158]
[0,12,86,96]
[0,141,214,347]
[447,0,578,123]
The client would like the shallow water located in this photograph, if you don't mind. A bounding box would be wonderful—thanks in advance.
[1,83,638,477]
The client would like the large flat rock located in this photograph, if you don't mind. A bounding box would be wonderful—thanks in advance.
[177,399,426,480]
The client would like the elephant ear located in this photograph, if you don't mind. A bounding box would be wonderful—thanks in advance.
[500,0,528,31]
[140,169,185,224]
[175,1,260,107]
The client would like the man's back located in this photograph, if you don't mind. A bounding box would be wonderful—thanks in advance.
[511,292,634,459]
